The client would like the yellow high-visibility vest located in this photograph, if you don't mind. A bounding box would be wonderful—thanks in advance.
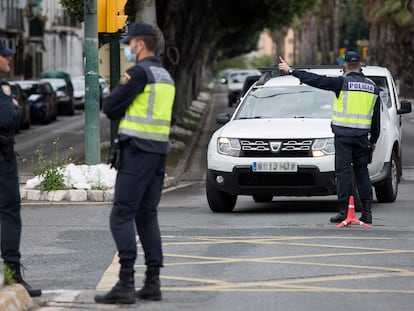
[119,65,175,142]
[332,77,378,129]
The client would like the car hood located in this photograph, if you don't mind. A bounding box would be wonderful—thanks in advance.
[74,90,85,97]
[217,118,333,139]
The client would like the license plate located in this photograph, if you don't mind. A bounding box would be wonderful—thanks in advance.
[252,162,298,172]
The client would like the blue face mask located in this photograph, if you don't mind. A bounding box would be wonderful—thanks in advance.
[124,46,136,62]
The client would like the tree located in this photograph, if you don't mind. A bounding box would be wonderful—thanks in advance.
[60,0,318,123]
[364,0,414,97]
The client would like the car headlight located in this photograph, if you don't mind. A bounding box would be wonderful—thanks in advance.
[217,137,241,157]
[312,138,335,157]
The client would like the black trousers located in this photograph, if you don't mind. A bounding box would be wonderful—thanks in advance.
[0,156,22,264]
[110,144,165,270]
[334,135,372,203]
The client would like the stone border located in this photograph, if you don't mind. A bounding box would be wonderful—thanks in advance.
[0,284,33,311]
[20,176,177,202]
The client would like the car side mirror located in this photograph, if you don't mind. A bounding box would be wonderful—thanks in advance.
[397,100,412,115]
[216,113,231,125]
[220,78,227,85]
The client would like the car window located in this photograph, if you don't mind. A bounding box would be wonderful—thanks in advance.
[235,86,334,119]
[19,83,41,96]
[367,76,391,108]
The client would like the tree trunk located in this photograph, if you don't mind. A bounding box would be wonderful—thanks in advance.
[332,0,341,62]
[133,0,165,57]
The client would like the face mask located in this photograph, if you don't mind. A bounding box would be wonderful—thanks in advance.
[124,46,136,62]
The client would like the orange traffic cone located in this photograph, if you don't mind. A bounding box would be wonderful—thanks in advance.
[336,196,372,228]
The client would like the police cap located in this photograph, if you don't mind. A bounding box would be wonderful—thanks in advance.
[0,41,15,57]
[120,22,157,44]
[344,51,361,63]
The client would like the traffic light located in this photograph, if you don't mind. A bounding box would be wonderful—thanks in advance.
[98,0,128,33]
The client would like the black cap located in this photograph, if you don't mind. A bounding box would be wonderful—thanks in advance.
[344,51,361,63]
[0,41,15,57]
[120,22,157,44]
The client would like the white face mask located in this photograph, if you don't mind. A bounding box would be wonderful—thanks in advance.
[124,46,137,62]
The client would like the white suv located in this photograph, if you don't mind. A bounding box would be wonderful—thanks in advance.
[206,66,412,212]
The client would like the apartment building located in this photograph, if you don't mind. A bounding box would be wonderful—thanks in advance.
[0,0,83,79]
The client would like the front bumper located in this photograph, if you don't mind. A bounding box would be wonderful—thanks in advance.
[208,165,337,197]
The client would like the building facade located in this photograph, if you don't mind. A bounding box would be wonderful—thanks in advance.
[0,0,84,80]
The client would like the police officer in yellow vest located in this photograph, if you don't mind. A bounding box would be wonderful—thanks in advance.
[95,23,175,305]
[278,51,380,224]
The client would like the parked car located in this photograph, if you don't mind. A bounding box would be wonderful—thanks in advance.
[72,75,110,109]
[9,82,31,132]
[72,77,85,109]
[15,80,58,124]
[222,69,261,107]
[40,71,74,114]
[41,78,75,115]
[206,65,412,212]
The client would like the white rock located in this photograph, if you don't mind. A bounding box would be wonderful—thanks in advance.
[25,163,117,191]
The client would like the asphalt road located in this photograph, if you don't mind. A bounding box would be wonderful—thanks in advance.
[14,110,111,177]
[17,86,414,310]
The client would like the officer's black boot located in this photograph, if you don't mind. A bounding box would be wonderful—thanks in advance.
[136,266,161,301]
[330,201,349,223]
[359,200,372,224]
[94,268,135,304]
[4,262,42,297]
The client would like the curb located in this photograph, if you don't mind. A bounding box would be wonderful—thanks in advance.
[19,176,177,203]
[0,284,33,311]
[18,92,210,203]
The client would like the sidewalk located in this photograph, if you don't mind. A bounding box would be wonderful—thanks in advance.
[0,91,211,311]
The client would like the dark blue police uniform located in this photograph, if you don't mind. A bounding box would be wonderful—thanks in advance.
[103,56,170,270]
[291,67,380,223]
[0,80,22,265]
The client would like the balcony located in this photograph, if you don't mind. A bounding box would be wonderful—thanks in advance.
[4,6,24,32]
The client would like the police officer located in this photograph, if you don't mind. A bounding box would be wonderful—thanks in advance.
[94,23,175,304]
[278,51,380,224]
[0,41,41,297]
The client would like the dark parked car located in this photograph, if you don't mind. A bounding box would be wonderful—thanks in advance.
[9,82,31,133]
[15,80,58,124]
[41,78,75,115]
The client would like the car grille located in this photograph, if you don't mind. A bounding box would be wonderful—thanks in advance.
[239,139,313,157]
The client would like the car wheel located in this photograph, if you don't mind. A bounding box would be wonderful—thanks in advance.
[228,94,233,107]
[374,151,399,203]
[23,116,31,129]
[66,100,75,116]
[252,195,273,203]
[206,176,237,212]
[42,104,51,124]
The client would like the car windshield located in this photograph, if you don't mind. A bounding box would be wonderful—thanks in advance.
[229,72,257,84]
[235,86,334,119]
[18,82,41,96]
[43,79,66,92]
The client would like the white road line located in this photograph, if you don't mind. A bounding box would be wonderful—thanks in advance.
[36,290,81,310]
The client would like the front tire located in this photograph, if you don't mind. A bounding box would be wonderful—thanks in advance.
[206,176,237,212]
[374,151,399,203]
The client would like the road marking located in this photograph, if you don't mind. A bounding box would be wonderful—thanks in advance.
[36,290,81,310]
[402,168,414,181]
[96,234,414,294]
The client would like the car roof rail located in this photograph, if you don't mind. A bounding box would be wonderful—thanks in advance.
[256,64,350,85]
[257,67,284,85]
